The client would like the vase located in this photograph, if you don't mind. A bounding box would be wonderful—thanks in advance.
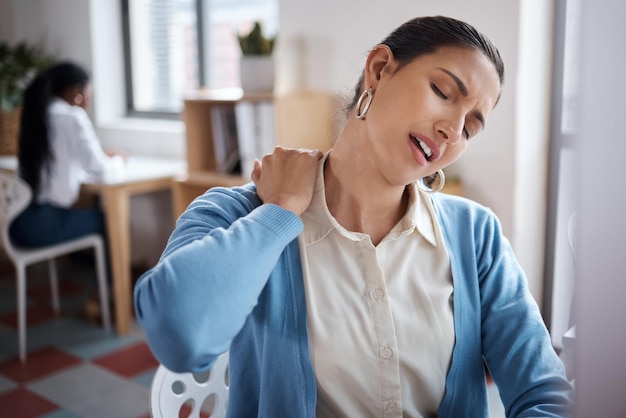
[239,56,275,93]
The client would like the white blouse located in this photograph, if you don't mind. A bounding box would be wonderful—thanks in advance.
[35,98,124,207]
[300,154,455,418]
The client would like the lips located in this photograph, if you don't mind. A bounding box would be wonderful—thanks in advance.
[409,134,439,162]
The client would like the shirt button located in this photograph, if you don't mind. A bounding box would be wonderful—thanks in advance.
[380,346,393,359]
[371,288,384,300]
[386,400,398,411]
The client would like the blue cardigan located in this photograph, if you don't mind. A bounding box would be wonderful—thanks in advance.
[134,183,573,417]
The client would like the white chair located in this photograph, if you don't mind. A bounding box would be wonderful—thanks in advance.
[0,171,111,363]
[150,351,229,418]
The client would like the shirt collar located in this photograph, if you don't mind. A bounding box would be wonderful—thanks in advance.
[301,152,438,247]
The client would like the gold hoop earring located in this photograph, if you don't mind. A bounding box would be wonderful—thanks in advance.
[417,169,446,193]
[355,88,373,119]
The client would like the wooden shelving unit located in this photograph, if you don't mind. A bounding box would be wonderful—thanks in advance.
[173,88,336,218]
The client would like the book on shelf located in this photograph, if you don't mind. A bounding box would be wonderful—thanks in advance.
[210,105,240,174]
[234,100,276,176]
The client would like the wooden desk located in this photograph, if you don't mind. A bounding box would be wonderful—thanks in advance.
[0,155,186,335]
[82,157,186,334]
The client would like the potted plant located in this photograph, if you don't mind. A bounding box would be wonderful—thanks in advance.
[237,21,276,93]
[0,40,54,155]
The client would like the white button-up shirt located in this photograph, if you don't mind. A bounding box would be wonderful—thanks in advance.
[300,154,455,418]
[35,98,124,207]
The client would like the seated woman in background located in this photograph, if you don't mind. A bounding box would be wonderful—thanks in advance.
[10,61,125,248]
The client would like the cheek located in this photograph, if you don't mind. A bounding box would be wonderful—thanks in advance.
[364,102,399,146]
[444,142,469,164]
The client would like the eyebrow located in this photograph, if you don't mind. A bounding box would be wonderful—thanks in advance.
[438,68,485,129]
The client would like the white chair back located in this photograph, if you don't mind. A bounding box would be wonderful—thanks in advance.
[150,351,230,418]
[0,171,32,259]
[0,170,111,362]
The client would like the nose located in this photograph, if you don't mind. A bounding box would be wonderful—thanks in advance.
[435,117,463,144]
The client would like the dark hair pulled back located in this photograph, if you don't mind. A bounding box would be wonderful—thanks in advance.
[348,15,505,112]
[18,61,90,197]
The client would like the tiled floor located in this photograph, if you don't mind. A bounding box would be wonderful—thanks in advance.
[0,254,157,418]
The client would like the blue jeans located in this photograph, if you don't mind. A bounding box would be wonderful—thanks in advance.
[9,203,111,284]
[10,203,106,248]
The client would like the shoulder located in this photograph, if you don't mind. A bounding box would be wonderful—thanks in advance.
[49,98,85,117]
[429,192,504,245]
[48,99,91,128]
[430,192,496,223]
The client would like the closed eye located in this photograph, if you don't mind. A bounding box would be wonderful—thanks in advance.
[431,83,448,100]
[433,82,475,140]
[463,118,483,140]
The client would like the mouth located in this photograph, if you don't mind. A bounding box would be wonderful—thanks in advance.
[410,135,434,161]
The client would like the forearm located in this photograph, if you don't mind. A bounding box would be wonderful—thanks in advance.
[134,198,302,372]
[479,217,573,416]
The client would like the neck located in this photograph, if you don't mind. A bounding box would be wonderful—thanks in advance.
[324,123,408,245]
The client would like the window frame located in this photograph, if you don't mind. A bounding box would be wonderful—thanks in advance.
[120,0,206,119]
[542,0,580,335]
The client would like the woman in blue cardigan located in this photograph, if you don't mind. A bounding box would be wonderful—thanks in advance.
[135,15,573,417]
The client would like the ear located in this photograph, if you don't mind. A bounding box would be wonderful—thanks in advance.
[363,45,395,91]
[59,86,81,106]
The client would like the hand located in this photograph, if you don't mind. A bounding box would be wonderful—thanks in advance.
[105,147,130,162]
[251,146,323,216]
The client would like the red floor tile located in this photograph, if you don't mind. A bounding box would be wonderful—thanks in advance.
[146,402,210,418]
[0,387,59,418]
[0,346,82,384]
[180,401,211,418]
[0,305,61,329]
[92,341,159,378]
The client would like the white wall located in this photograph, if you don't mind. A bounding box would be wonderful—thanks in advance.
[574,0,626,416]
[2,0,553,303]
[513,0,553,304]
[0,0,14,41]
[9,0,92,66]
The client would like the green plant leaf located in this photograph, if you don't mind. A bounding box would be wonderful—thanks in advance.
[237,21,276,56]
[0,41,55,111]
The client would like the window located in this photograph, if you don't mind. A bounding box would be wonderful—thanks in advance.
[543,0,581,348]
[560,0,580,136]
[122,0,277,116]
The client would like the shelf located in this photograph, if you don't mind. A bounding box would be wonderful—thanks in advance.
[175,88,337,216]
[183,88,336,172]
